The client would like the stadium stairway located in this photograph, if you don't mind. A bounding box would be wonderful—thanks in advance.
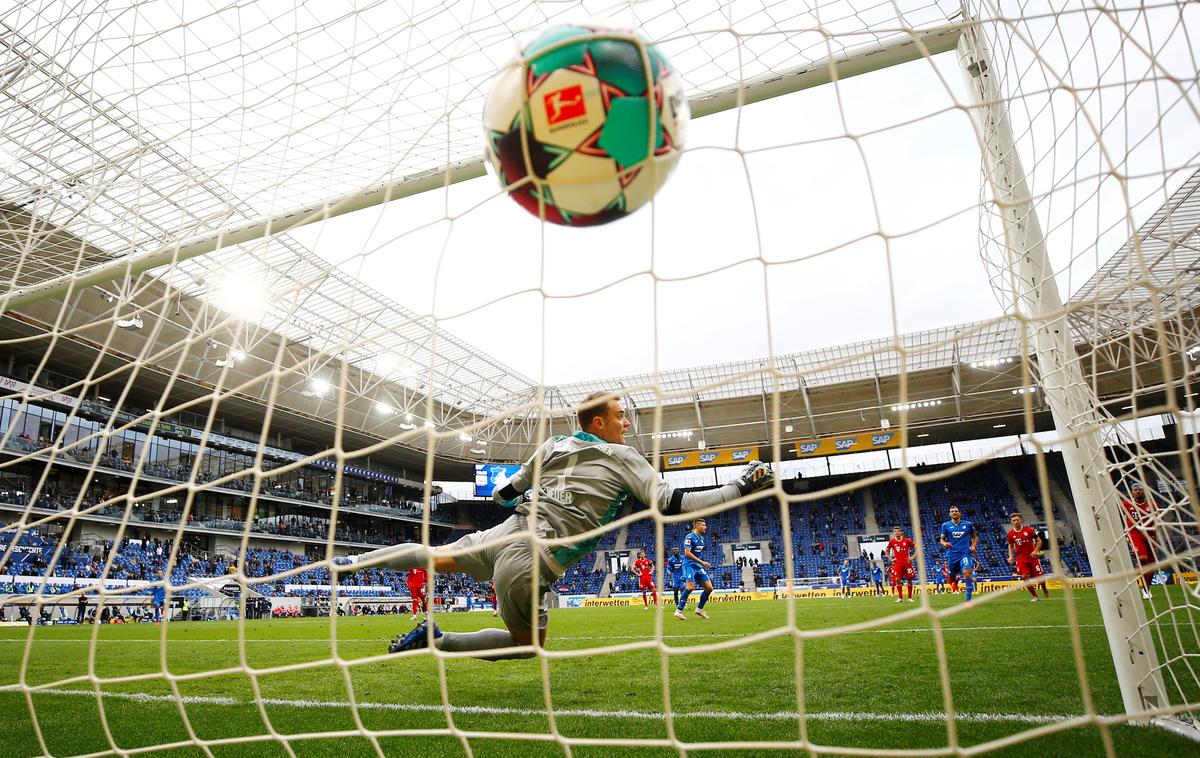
[734,505,756,588]
[613,521,629,552]
[863,488,879,535]
[1047,467,1084,538]
[999,460,1039,523]
[737,505,752,543]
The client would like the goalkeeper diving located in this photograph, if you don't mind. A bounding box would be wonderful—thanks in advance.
[334,391,775,660]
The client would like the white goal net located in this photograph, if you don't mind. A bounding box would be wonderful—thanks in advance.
[0,1,1199,756]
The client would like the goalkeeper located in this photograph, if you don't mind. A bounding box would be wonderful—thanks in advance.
[335,390,775,660]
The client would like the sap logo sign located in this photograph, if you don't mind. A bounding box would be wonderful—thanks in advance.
[699,452,719,464]
[732,449,752,461]
[872,434,895,447]
[834,438,857,451]
[798,442,820,454]
[667,455,686,466]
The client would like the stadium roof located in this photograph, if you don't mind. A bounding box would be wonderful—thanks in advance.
[0,18,536,415]
[0,4,965,420]
[547,168,1200,410]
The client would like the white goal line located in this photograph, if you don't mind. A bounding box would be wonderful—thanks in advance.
[7,686,1090,725]
[0,623,1108,647]
[0,622,1109,644]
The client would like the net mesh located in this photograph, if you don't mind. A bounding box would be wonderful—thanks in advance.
[0,0,1199,755]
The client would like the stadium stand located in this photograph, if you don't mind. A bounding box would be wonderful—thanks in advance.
[746,482,866,586]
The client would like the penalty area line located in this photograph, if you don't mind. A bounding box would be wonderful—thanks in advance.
[2,687,1092,724]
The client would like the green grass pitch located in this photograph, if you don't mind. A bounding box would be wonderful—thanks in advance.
[2,588,1198,756]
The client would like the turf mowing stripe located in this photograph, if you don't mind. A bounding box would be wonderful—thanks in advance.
[0,623,1108,643]
[3,686,1092,724]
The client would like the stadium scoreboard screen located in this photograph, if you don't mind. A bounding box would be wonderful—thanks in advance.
[474,463,522,498]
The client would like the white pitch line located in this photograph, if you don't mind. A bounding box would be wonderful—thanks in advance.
[559,624,1107,641]
[0,623,1108,644]
[2,687,1095,724]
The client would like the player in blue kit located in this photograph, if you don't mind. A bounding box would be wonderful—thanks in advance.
[666,547,685,607]
[675,519,714,620]
[152,570,166,623]
[837,559,852,598]
[939,506,979,603]
[870,563,885,596]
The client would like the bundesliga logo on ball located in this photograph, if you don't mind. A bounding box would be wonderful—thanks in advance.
[482,24,689,226]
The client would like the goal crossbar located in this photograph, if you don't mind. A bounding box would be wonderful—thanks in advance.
[0,23,962,311]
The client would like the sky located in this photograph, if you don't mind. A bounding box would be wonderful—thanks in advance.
[294,52,1004,385]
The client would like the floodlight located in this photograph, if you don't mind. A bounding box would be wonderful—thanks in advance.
[374,401,394,416]
[210,276,270,321]
[302,378,331,398]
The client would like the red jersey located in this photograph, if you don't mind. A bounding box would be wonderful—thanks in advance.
[887,537,915,563]
[633,558,653,578]
[1121,496,1155,533]
[1007,526,1040,559]
[406,567,428,590]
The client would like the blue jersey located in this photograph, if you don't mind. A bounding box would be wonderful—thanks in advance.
[940,519,976,560]
[666,554,684,577]
[871,566,883,581]
[837,566,851,581]
[151,586,166,604]
[683,531,707,568]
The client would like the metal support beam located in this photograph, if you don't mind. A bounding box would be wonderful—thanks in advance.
[799,376,819,438]
[952,337,965,421]
[2,24,963,309]
[688,377,706,447]
[958,19,1167,718]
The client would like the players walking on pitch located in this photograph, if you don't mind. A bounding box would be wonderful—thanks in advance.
[675,518,717,620]
[336,391,773,658]
[407,566,429,619]
[837,559,852,597]
[870,563,885,596]
[887,527,916,602]
[940,506,978,604]
[666,547,684,607]
[1006,513,1049,601]
[633,550,658,608]
[1122,484,1159,600]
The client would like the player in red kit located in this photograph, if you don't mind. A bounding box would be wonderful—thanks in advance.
[886,526,916,603]
[1122,484,1159,600]
[633,550,658,608]
[1006,513,1049,601]
[406,566,429,619]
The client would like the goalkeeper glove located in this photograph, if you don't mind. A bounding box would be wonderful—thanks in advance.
[734,461,774,495]
[332,556,357,573]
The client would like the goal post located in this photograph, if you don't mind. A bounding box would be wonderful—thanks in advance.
[956,13,1183,727]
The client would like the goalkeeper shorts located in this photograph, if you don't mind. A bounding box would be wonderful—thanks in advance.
[442,514,559,631]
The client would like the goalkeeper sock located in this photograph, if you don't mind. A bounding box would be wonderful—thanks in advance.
[677,589,691,611]
[351,543,429,571]
[437,628,533,661]
[697,588,712,609]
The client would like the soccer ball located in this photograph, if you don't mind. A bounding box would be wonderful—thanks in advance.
[482,24,688,226]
